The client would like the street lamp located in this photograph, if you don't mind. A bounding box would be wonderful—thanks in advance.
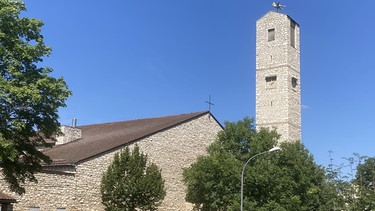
[240,146,281,211]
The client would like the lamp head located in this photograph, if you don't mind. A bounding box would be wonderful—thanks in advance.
[268,146,281,152]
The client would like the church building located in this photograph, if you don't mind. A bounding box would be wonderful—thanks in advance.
[0,111,222,210]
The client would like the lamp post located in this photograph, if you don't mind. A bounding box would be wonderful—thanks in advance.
[240,146,281,211]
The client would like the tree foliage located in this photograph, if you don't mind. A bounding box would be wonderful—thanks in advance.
[0,0,71,194]
[353,157,375,210]
[101,145,166,211]
[324,153,375,210]
[183,117,333,210]
[183,146,242,210]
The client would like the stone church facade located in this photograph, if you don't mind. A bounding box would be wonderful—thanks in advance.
[0,111,222,210]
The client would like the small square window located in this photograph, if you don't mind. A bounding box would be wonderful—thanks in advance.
[268,28,275,41]
[266,76,277,89]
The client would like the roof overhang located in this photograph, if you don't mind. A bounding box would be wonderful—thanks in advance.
[0,192,17,204]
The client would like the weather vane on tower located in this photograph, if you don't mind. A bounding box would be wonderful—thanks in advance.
[272,2,286,12]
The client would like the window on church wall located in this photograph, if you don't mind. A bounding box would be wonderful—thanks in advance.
[290,20,296,48]
[268,28,275,41]
[29,208,40,211]
[265,75,277,89]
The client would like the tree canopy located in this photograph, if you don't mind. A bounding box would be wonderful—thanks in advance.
[183,117,334,210]
[101,145,166,211]
[324,153,375,210]
[353,157,375,210]
[0,0,71,194]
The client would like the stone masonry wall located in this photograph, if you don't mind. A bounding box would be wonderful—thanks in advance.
[0,168,76,210]
[1,113,222,211]
[255,11,301,142]
[55,126,82,145]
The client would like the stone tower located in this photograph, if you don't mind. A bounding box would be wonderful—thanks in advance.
[255,11,301,142]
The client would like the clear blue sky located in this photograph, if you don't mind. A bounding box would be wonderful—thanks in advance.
[22,0,374,177]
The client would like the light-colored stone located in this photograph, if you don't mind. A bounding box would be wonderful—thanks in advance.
[55,126,82,145]
[0,113,222,210]
[255,11,301,142]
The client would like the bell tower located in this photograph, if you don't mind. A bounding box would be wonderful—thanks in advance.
[255,11,301,142]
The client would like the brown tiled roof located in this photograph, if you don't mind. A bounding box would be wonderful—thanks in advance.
[0,192,16,203]
[43,111,216,164]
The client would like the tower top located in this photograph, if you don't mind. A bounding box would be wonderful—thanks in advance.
[257,11,299,27]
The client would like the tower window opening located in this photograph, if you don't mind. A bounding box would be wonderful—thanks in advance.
[292,77,298,88]
[268,28,275,41]
[266,75,277,82]
[266,75,277,89]
[290,20,296,47]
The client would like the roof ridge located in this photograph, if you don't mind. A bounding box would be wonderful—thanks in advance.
[76,111,209,127]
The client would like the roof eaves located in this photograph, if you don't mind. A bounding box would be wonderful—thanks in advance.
[207,111,224,129]
[0,192,17,203]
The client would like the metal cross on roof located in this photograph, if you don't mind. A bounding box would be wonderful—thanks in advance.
[205,95,214,113]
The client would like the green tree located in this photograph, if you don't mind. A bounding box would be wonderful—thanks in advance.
[324,163,351,211]
[0,0,71,194]
[353,157,375,210]
[183,117,334,210]
[183,146,242,210]
[101,145,166,211]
